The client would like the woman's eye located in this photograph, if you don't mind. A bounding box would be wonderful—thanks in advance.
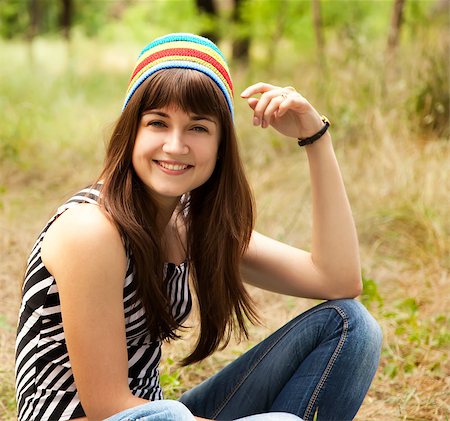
[191,126,208,133]
[147,120,166,128]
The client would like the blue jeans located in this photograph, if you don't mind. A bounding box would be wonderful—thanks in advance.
[107,299,382,421]
[104,400,299,420]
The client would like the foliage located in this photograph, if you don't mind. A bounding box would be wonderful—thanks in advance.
[0,0,109,38]
[0,0,447,47]
[0,0,28,38]
[381,300,449,380]
[361,275,383,308]
[0,368,16,419]
[321,0,392,38]
[239,0,312,48]
[159,358,183,399]
[409,45,450,139]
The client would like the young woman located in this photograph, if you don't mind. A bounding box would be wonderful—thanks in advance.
[15,33,382,421]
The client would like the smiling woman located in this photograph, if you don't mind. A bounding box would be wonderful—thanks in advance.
[15,33,381,421]
[132,105,220,203]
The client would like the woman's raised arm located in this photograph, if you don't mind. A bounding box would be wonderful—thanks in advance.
[240,83,362,300]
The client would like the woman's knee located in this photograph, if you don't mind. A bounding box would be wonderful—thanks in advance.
[105,400,195,421]
[157,400,196,420]
[328,298,383,354]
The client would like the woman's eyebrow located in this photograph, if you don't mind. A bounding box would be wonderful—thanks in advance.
[142,110,169,117]
[191,115,217,125]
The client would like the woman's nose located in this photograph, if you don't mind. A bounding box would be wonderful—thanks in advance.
[162,130,189,155]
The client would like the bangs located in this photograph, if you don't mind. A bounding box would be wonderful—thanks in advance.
[139,68,229,120]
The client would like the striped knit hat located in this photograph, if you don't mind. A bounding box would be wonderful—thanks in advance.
[123,33,234,117]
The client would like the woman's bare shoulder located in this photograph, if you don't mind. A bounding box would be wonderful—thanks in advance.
[41,203,125,276]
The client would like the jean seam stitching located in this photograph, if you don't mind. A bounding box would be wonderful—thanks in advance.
[303,305,349,421]
[211,303,343,419]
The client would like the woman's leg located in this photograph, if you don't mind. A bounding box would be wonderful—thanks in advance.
[180,299,382,421]
[104,400,196,421]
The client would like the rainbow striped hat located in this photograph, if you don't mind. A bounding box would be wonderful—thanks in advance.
[123,33,234,117]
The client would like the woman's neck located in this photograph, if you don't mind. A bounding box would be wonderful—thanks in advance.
[154,196,182,231]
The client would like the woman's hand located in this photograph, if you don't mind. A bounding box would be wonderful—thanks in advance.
[240,82,324,140]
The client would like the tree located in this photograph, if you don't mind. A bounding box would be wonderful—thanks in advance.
[387,0,407,56]
[311,0,325,65]
[231,0,250,62]
[195,0,219,43]
[194,0,250,62]
[60,0,73,40]
[28,0,41,41]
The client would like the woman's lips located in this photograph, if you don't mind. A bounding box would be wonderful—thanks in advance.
[154,160,192,173]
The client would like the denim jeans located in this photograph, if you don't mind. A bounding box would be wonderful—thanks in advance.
[107,299,382,421]
[104,400,299,421]
[104,400,195,421]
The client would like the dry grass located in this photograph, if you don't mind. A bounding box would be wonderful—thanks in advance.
[1,34,449,420]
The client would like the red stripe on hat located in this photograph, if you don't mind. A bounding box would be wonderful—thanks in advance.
[130,48,233,93]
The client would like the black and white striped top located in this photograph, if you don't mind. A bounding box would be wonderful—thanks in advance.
[15,186,192,421]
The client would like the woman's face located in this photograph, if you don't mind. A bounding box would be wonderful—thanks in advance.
[132,104,220,205]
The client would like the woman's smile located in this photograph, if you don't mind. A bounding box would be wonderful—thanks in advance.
[154,160,193,174]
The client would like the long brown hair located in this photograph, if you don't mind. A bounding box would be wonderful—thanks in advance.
[97,68,258,365]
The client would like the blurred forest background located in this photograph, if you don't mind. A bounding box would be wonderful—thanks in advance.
[0,0,449,420]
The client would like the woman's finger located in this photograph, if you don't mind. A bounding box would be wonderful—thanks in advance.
[262,96,286,128]
[246,97,259,110]
[277,92,309,117]
[253,89,287,126]
[240,82,277,98]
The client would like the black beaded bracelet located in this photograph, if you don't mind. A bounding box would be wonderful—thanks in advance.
[297,115,330,147]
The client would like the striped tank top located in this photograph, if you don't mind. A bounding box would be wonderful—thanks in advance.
[15,186,192,421]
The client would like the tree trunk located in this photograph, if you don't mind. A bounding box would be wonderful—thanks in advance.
[311,0,325,60]
[232,0,250,62]
[28,0,41,41]
[195,0,219,43]
[196,0,216,14]
[60,0,73,40]
[387,0,407,54]
[264,0,289,71]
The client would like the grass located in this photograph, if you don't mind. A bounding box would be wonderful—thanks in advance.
[1,30,449,420]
